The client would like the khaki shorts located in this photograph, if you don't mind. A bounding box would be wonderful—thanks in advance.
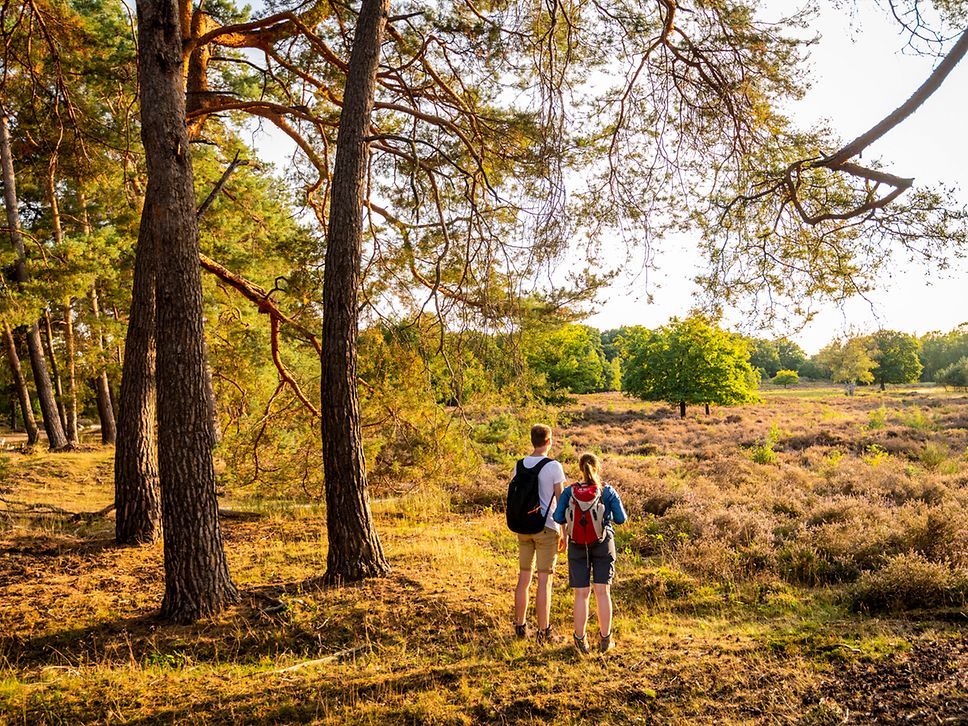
[518,527,560,574]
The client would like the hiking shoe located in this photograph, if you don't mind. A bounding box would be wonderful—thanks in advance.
[514,623,528,639]
[599,632,615,654]
[536,626,563,645]
[573,632,590,655]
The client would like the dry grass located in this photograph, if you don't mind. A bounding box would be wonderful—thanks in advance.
[1,388,967,723]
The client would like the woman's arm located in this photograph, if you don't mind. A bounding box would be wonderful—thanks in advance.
[605,487,628,525]
[552,487,571,524]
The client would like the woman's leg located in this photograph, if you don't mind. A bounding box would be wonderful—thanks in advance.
[593,583,612,637]
[573,587,591,637]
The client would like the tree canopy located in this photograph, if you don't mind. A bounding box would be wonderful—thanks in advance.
[816,337,876,395]
[622,317,759,417]
[870,330,923,389]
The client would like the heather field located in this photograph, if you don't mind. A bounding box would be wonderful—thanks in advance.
[1,386,966,724]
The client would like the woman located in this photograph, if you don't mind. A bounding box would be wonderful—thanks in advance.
[553,452,627,654]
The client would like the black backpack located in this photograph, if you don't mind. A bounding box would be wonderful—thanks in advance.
[506,457,552,534]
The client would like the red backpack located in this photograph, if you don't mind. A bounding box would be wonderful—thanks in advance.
[564,482,607,545]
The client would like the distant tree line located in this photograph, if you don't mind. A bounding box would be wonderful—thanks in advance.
[506,319,968,408]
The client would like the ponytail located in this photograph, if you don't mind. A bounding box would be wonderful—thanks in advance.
[578,452,601,488]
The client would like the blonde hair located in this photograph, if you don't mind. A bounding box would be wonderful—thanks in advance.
[579,452,601,487]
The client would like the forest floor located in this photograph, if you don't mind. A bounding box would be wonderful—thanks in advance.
[1,387,966,724]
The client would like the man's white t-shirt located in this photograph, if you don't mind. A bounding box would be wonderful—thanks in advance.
[520,456,566,532]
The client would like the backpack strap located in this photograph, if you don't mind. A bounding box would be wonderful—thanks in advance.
[526,456,552,474]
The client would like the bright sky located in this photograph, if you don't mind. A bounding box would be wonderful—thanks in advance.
[585,1,968,353]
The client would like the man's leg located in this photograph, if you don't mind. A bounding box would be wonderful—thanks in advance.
[515,569,532,626]
[515,535,536,628]
[535,571,553,630]
[573,586,591,637]
[593,583,613,637]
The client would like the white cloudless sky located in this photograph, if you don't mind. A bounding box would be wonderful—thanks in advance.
[585,1,968,353]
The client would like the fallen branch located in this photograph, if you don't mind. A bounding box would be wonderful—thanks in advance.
[0,497,261,522]
[265,646,367,674]
[0,496,109,520]
[217,508,265,521]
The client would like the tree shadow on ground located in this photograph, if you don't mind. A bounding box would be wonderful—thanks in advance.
[1,531,118,558]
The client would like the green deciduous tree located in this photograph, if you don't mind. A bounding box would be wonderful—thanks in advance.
[748,338,781,379]
[936,356,968,389]
[772,369,800,388]
[526,324,609,397]
[817,337,875,395]
[799,354,831,381]
[622,317,758,418]
[776,338,807,373]
[870,329,923,390]
[920,325,968,381]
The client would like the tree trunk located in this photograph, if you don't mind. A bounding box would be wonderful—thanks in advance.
[63,301,79,444]
[90,285,117,444]
[2,321,39,445]
[42,310,69,435]
[115,199,162,545]
[679,401,686,418]
[704,403,710,415]
[79,194,118,445]
[136,0,237,621]
[0,114,69,450]
[45,166,79,445]
[320,0,390,584]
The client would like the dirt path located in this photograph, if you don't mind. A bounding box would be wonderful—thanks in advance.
[813,635,968,723]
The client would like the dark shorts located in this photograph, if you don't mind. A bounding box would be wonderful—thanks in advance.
[567,532,616,588]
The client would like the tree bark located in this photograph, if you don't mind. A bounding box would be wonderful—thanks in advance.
[79,195,118,445]
[115,198,161,545]
[0,113,69,450]
[679,401,686,418]
[320,0,390,585]
[89,286,117,444]
[41,310,69,436]
[136,0,237,621]
[2,321,39,445]
[62,300,80,444]
[45,166,79,445]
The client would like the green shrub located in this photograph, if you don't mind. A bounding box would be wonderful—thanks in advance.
[898,408,935,430]
[749,423,781,464]
[862,444,889,466]
[621,567,698,607]
[471,414,516,445]
[848,553,968,612]
[917,443,949,471]
[777,543,859,586]
[750,444,778,465]
[866,406,888,429]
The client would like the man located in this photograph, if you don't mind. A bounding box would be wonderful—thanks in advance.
[513,423,566,642]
